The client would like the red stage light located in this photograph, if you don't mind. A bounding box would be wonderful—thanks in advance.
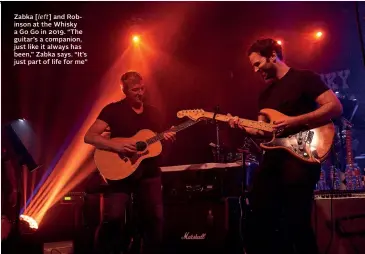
[132,35,140,43]
[315,31,323,39]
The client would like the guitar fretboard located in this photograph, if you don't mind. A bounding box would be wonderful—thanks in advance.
[146,119,197,145]
[202,112,274,132]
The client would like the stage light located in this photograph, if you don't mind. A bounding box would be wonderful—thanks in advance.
[277,40,282,45]
[20,214,38,230]
[315,31,323,39]
[132,35,140,44]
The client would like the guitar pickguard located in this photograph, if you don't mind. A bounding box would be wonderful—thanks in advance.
[121,150,150,165]
[263,130,319,161]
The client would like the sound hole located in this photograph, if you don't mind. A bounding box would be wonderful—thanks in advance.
[118,154,130,162]
[136,141,147,152]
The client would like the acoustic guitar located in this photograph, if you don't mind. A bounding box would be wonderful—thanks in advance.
[94,119,198,180]
[177,108,335,164]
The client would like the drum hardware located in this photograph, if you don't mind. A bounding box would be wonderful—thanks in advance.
[185,185,215,192]
[212,105,222,162]
[318,117,365,191]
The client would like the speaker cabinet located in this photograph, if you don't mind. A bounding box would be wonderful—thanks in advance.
[43,241,73,254]
[163,197,243,254]
[312,192,365,254]
[163,198,226,254]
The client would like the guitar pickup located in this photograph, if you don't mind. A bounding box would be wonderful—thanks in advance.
[298,131,303,143]
[306,131,314,144]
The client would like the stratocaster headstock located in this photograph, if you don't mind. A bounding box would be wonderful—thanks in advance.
[177,109,206,121]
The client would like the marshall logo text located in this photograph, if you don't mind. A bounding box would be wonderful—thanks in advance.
[181,232,207,240]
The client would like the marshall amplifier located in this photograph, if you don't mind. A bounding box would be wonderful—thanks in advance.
[312,191,365,254]
[163,197,243,254]
[43,241,73,254]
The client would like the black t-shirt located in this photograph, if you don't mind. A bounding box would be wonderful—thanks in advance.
[97,100,165,186]
[257,68,330,185]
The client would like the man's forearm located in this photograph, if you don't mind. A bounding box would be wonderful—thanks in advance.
[244,127,272,138]
[84,134,118,152]
[296,102,343,125]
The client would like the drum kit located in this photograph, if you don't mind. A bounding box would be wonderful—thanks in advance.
[211,126,365,192]
[210,135,261,191]
[316,92,365,192]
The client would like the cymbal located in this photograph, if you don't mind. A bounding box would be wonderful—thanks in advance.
[355,155,365,160]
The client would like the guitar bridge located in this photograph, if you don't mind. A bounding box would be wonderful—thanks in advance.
[291,144,297,152]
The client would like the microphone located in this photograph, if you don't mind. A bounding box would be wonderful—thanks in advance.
[213,105,220,122]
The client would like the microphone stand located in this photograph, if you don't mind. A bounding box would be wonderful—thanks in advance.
[237,140,250,254]
[212,105,221,162]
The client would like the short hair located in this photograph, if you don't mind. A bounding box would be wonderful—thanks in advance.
[247,38,283,60]
[120,71,143,90]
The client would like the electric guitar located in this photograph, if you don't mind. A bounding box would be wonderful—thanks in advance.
[94,119,198,180]
[177,108,335,164]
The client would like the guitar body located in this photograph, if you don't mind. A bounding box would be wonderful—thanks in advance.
[94,129,162,181]
[259,108,335,163]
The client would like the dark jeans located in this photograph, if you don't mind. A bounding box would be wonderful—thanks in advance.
[245,151,320,254]
[94,176,163,254]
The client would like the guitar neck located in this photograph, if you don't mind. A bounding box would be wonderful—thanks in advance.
[147,119,197,144]
[203,112,274,132]
[345,129,354,167]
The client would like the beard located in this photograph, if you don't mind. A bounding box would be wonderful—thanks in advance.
[260,65,277,84]
[126,94,144,107]
[133,95,144,105]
